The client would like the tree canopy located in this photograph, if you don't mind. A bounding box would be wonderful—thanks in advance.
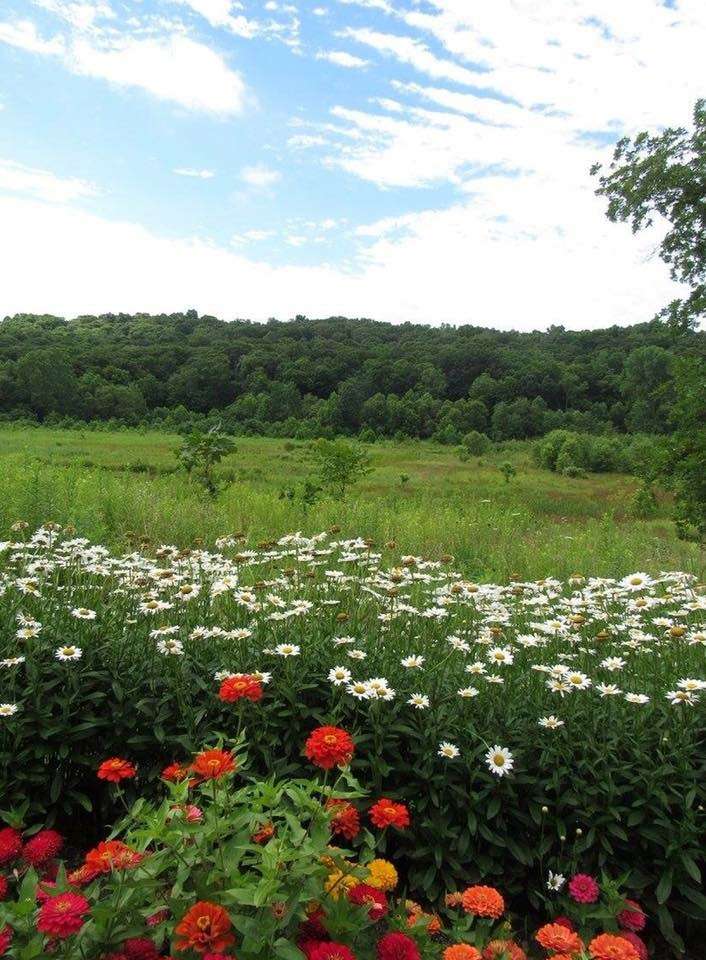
[1,311,702,442]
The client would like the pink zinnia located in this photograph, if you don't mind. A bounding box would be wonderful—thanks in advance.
[568,873,600,904]
[617,932,648,960]
[122,937,159,960]
[617,900,646,933]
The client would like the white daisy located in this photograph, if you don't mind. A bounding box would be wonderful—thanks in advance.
[328,666,352,686]
[485,745,514,777]
[0,703,19,717]
[55,645,83,661]
[538,715,564,729]
[408,693,430,710]
[274,643,300,657]
[438,741,460,759]
[401,655,425,668]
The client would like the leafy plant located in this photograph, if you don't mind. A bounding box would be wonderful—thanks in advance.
[309,439,372,500]
[177,424,235,497]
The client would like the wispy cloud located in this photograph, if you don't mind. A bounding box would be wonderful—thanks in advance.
[173,168,216,179]
[240,164,281,188]
[316,49,369,68]
[0,158,98,203]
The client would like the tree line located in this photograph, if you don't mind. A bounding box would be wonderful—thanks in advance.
[0,311,701,443]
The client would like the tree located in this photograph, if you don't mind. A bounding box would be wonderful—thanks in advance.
[655,358,706,542]
[591,99,706,332]
[309,439,372,500]
[177,424,235,497]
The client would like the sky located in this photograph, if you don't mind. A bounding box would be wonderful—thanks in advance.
[0,0,703,329]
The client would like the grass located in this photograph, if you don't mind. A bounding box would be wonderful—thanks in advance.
[0,424,701,581]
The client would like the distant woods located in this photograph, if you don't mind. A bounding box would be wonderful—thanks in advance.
[0,312,702,443]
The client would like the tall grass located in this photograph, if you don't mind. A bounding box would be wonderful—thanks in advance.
[0,426,700,580]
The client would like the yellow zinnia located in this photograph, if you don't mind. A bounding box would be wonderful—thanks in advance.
[367,858,398,892]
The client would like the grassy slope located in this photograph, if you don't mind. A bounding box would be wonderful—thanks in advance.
[0,426,700,580]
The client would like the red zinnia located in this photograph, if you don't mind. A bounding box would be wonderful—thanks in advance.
[22,829,64,866]
[568,873,600,904]
[0,828,21,866]
[174,901,234,954]
[377,932,420,960]
[251,822,275,844]
[0,926,12,957]
[0,877,7,901]
[191,749,237,781]
[617,900,646,933]
[347,883,388,921]
[305,726,355,770]
[309,943,357,960]
[37,892,90,938]
[122,937,159,960]
[162,762,189,782]
[219,674,263,703]
[84,839,144,875]
[326,798,360,840]
[369,799,410,830]
[97,758,137,783]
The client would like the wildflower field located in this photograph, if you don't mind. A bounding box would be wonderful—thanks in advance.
[1,521,704,959]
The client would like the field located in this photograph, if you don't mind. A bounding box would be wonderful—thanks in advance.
[0,425,701,582]
[1,424,704,960]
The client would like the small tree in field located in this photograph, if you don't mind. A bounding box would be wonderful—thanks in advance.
[499,461,517,484]
[177,424,235,497]
[309,438,372,500]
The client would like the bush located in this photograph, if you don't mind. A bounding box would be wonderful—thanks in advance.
[0,529,704,953]
[460,431,491,456]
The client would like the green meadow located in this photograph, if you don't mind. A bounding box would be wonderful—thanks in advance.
[0,425,699,581]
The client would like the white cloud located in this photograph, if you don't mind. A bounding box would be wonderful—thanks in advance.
[317,49,369,68]
[240,164,281,187]
[67,34,248,115]
[0,19,65,55]
[0,191,681,329]
[0,13,249,116]
[173,167,216,179]
[0,159,97,203]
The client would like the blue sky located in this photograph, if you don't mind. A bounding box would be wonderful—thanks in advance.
[0,1,703,328]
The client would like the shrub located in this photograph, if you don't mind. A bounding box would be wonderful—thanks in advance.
[460,432,491,457]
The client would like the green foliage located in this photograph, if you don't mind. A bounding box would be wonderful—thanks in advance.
[498,461,516,483]
[592,99,706,331]
[309,439,372,500]
[655,357,706,543]
[1,312,701,440]
[0,753,404,959]
[460,431,491,457]
[177,424,236,497]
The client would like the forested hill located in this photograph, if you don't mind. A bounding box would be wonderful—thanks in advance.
[0,312,703,441]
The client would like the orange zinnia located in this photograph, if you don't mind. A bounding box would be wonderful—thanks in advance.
[444,946,482,960]
[482,942,526,960]
[97,757,136,782]
[588,934,639,960]
[84,840,144,875]
[460,885,505,919]
[174,900,235,954]
[191,748,236,781]
[536,923,583,955]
